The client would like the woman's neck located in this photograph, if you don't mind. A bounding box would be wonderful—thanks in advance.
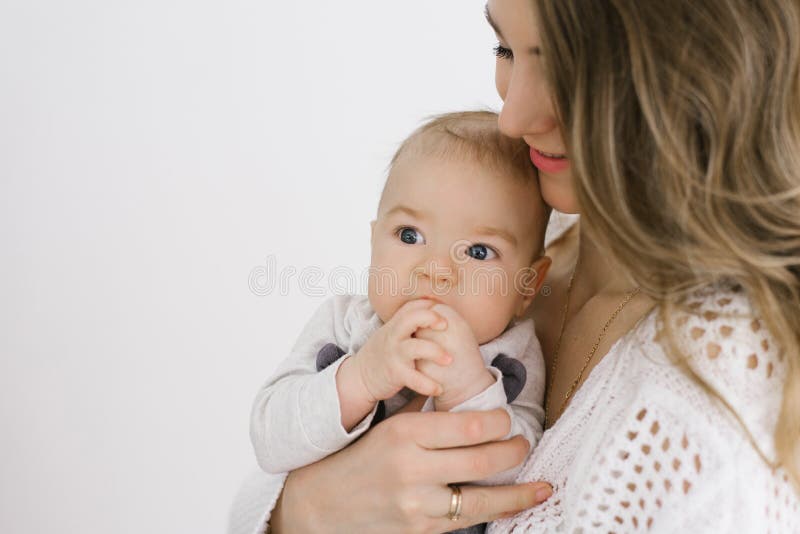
[574,223,634,300]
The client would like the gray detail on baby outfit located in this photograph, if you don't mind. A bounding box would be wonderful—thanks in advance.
[490,353,527,403]
[369,401,386,428]
[447,523,486,534]
[315,342,387,427]
[316,342,346,371]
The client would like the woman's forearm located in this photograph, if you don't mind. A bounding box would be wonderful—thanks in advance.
[267,478,288,533]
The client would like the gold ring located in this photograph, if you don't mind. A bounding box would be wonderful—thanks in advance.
[447,484,463,521]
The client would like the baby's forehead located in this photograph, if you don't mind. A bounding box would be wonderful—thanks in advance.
[381,149,543,204]
[378,155,548,250]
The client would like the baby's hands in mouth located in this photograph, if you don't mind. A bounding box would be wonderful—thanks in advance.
[414,303,496,410]
[352,299,453,402]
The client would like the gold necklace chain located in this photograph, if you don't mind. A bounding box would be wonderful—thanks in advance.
[544,255,641,428]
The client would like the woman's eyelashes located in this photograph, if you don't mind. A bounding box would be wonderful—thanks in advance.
[394,227,499,261]
[493,43,513,60]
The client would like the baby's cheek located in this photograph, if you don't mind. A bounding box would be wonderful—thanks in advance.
[456,267,519,342]
[367,288,395,324]
[466,299,516,345]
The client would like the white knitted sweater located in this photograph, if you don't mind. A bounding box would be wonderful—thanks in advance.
[228,214,799,533]
[488,214,800,533]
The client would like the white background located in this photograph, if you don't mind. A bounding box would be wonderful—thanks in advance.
[0,1,502,533]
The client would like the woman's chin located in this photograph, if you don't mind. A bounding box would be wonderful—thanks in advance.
[540,181,580,214]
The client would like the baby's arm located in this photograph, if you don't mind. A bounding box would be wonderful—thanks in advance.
[250,295,379,474]
[250,296,452,474]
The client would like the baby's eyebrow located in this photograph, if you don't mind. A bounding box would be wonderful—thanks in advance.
[384,205,427,220]
[474,225,518,248]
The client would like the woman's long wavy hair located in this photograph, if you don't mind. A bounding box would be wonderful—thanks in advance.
[534,0,800,488]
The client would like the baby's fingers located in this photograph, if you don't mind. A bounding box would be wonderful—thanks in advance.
[400,338,452,366]
[400,368,444,397]
[393,308,447,339]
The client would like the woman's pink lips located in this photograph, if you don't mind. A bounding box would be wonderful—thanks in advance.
[529,146,570,173]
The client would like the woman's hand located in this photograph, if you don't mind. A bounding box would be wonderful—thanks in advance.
[269,405,552,533]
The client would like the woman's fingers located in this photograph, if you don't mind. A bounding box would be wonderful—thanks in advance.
[400,338,452,365]
[425,435,531,482]
[427,482,553,528]
[400,408,513,449]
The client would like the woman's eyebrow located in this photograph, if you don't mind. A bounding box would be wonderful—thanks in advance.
[484,4,504,39]
[484,3,543,57]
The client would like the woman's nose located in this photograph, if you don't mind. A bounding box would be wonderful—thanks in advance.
[497,66,556,140]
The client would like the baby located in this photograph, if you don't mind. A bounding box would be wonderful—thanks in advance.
[250,111,551,497]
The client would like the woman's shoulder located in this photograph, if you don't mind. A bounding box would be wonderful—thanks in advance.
[650,282,786,462]
[609,282,785,457]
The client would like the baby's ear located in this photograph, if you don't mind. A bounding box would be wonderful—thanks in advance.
[516,255,552,318]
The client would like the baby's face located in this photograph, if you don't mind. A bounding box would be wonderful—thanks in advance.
[368,154,547,344]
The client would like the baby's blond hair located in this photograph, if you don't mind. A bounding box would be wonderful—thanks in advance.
[390,110,536,186]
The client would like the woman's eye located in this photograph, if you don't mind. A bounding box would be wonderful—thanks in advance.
[397,227,425,245]
[493,44,513,61]
[467,244,498,261]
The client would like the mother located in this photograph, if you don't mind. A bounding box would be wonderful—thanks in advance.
[230,0,800,532]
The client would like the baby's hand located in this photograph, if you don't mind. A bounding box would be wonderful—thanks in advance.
[351,299,453,402]
[414,304,495,411]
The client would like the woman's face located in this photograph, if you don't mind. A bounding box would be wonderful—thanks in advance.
[486,0,579,214]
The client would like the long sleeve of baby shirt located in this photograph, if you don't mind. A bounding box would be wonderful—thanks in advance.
[249,294,545,477]
[249,294,383,474]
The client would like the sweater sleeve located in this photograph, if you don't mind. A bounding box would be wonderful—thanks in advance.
[249,295,380,474]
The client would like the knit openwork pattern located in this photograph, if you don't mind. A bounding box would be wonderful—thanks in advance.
[488,284,799,533]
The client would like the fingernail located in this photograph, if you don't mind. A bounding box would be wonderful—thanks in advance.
[534,487,552,502]
[434,320,447,330]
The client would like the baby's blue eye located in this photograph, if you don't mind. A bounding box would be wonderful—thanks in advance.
[398,227,425,245]
[467,244,498,261]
